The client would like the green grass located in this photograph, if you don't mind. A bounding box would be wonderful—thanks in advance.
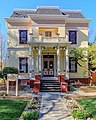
[0,99,27,120]
[78,97,96,119]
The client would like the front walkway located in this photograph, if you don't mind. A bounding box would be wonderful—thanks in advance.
[38,92,73,120]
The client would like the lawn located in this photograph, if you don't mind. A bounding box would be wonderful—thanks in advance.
[0,99,27,120]
[78,97,96,119]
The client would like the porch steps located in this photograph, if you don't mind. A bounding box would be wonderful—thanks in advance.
[40,79,61,92]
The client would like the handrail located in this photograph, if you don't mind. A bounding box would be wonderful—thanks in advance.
[30,36,68,43]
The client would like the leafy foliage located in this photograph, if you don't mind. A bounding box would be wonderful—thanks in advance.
[72,109,91,120]
[23,111,39,120]
[0,67,18,79]
[78,97,96,119]
[69,44,96,69]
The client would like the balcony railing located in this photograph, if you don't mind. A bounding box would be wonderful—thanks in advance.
[29,35,68,43]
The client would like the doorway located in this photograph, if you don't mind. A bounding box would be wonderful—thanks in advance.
[43,55,54,77]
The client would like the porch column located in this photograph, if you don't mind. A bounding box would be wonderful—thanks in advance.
[57,46,60,75]
[65,46,69,79]
[38,46,42,74]
[29,46,34,79]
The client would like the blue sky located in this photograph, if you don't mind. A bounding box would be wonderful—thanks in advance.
[0,0,96,42]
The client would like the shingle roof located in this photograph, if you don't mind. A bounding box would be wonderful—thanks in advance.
[11,7,85,18]
[35,7,63,15]
[62,10,84,18]
[11,10,35,18]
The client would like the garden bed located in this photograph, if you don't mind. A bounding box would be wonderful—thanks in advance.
[71,97,96,120]
[80,86,96,92]
[20,97,41,120]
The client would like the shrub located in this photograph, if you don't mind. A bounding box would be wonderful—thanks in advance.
[72,109,91,120]
[23,111,39,120]
[3,67,18,79]
[28,101,38,109]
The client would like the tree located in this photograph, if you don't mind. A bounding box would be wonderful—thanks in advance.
[69,44,96,85]
[0,30,7,71]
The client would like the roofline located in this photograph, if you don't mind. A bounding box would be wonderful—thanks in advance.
[37,6,60,9]
[61,10,82,12]
[4,18,31,23]
[14,8,36,11]
[67,18,91,23]
[28,14,69,20]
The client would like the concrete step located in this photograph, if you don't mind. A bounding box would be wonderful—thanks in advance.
[40,79,61,92]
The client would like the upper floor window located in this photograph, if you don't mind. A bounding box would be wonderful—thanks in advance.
[69,31,77,44]
[19,30,28,44]
[45,31,52,37]
[69,57,77,73]
[19,57,28,73]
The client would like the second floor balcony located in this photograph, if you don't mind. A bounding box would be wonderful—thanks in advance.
[29,34,68,43]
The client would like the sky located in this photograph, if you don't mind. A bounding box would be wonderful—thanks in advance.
[0,0,96,43]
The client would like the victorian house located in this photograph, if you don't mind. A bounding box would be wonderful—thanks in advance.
[5,7,90,92]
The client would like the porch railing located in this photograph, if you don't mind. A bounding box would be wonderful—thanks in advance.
[29,35,68,43]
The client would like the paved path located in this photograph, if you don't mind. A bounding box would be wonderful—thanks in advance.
[38,92,73,120]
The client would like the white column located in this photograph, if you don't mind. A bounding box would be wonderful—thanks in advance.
[57,46,60,75]
[16,76,18,96]
[65,46,69,79]
[64,51,66,71]
[7,80,9,95]
[38,46,42,74]
[29,46,34,79]
[36,53,39,74]
[54,55,56,76]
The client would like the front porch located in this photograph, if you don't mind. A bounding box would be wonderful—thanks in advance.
[29,44,70,80]
[28,42,70,92]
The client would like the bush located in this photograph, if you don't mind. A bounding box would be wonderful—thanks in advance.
[23,111,39,120]
[3,67,18,79]
[0,71,4,79]
[72,109,91,120]
[28,101,38,109]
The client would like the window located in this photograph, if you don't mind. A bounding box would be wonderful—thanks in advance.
[69,57,77,72]
[19,58,28,73]
[45,31,52,37]
[69,31,77,44]
[19,30,28,44]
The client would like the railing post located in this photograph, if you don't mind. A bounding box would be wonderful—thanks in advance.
[16,76,18,96]
[39,34,42,42]
[56,33,60,42]
[29,33,33,42]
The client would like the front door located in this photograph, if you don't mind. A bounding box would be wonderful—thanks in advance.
[43,55,54,77]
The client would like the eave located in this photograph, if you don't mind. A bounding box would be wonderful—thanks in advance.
[67,18,91,23]
[28,14,69,20]
[4,18,31,23]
